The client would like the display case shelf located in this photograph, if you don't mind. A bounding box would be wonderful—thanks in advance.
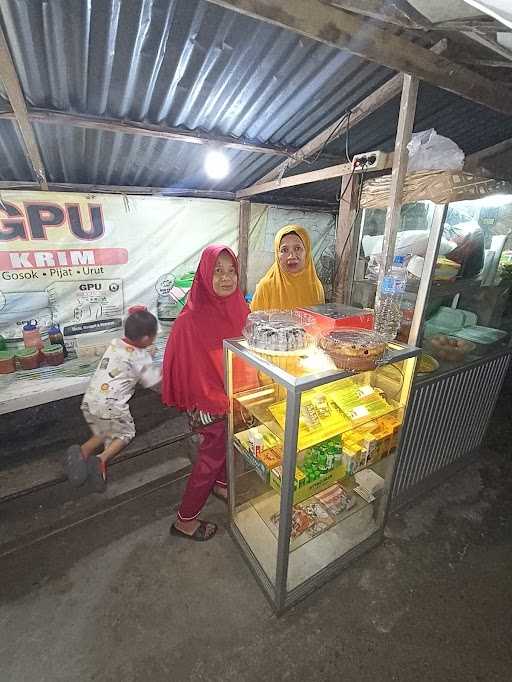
[236,384,402,454]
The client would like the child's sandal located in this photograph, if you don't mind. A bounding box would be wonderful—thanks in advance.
[64,445,88,487]
[87,456,107,493]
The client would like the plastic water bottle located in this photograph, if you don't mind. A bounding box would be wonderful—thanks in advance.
[374,255,407,341]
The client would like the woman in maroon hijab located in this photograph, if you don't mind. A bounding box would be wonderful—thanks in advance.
[162,245,250,541]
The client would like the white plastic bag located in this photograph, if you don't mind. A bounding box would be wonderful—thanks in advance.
[407,128,465,172]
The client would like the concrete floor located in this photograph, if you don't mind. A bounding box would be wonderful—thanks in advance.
[1,393,511,681]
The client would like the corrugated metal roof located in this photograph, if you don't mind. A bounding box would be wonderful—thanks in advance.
[326,82,512,159]
[0,0,509,200]
[30,122,279,189]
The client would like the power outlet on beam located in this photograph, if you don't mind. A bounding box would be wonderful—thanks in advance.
[351,151,387,172]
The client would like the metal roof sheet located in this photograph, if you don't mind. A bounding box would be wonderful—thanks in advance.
[0,0,509,202]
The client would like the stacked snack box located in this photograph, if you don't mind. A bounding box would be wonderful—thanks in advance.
[379,414,402,449]
[257,448,282,470]
[342,413,402,474]
[271,465,306,491]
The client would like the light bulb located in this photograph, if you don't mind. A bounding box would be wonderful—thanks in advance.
[204,150,230,179]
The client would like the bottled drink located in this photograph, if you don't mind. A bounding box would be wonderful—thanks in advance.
[374,255,407,341]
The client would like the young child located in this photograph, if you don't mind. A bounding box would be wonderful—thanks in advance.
[64,306,161,492]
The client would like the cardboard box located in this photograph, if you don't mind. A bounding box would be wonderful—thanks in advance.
[257,448,282,470]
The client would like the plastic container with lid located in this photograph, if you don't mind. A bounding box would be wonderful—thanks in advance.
[318,328,387,371]
[243,310,315,354]
[15,347,40,370]
[23,322,44,350]
[0,350,16,374]
[426,335,475,363]
[43,344,65,366]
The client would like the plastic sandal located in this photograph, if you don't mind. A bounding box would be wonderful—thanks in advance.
[212,489,228,504]
[87,456,107,493]
[64,445,88,487]
[169,520,218,541]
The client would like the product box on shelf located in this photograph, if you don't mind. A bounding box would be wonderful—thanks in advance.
[354,469,385,496]
[257,448,282,470]
[315,483,355,517]
[270,465,306,492]
[266,482,357,547]
[342,442,364,476]
[234,424,280,454]
[234,425,283,479]
[379,414,402,449]
[233,440,269,482]
[270,461,347,505]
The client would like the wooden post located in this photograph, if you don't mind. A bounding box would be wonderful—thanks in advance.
[377,74,419,297]
[335,174,361,304]
[408,203,448,345]
[238,199,251,294]
[0,27,48,189]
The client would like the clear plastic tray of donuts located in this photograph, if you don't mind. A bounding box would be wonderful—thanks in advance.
[243,310,316,354]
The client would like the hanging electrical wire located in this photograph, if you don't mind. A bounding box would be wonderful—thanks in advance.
[344,109,353,164]
[280,108,354,171]
[331,167,366,299]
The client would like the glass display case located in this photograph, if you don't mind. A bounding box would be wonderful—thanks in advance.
[224,335,419,612]
[352,194,512,378]
[418,196,512,376]
[347,184,512,509]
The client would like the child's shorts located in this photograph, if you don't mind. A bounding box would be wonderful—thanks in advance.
[81,403,135,446]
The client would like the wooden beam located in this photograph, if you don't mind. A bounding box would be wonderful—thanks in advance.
[237,155,393,199]
[378,74,419,290]
[461,31,512,63]
[465,137,512,170]
[0,27,48,189]
[324,0,428,28]
[325,1,512,33]
[238,200,251,293]
[457,58,512,68]
[208,0,512,114]
[0,108,295,158]
[334,174,361,304]
[255,40,446,185]
[435,19,511,33]
[237,162,351,198]
[0,180,235,200]
[463,0,512,31]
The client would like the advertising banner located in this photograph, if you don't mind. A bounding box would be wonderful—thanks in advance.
[0,191,239,356]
